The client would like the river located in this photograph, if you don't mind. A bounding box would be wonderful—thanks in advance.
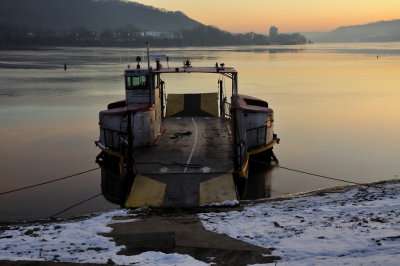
[1,43,399,221]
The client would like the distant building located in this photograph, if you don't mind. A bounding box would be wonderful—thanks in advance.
[143,31,175,39]
[242,32,255,41]
[269,26,278,39]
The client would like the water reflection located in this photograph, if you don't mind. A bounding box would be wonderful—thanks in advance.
[97,154,133,207]
[1,43,400,221]
[245,161,274,200]
[267,48,304,54]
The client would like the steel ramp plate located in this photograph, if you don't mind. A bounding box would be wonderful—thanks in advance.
[125,174,166,207]
[126,117,237,207]
[125,172,237,207]
[166,93,218,117]
[199,172,237,205]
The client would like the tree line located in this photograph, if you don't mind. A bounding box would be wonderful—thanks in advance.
[0,24,307,47]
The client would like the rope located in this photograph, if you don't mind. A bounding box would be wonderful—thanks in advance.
[0,167,101,196]
[49,193,102,218]
[0,160,200,197]
[276,165,362,185]
[249,159,362,185]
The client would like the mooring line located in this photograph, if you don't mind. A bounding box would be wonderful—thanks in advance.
[277,165,362,185]
[249,159,362,185]
[0,167,101,196]
[184,117,198,173]
[49,193,102,218]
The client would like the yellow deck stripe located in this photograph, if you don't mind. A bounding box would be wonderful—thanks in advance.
[125,174,166,207]
[199,172,237,205]
[236,139,278,178]
[95,141,121,157]
[166,94,184,117]
[200,92,218,117]
[247,139,278,156]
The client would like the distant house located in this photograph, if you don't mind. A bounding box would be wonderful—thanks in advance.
[143,31,175,39]
[242,32,255,41]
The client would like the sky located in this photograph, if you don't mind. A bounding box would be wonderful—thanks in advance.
[130,0,400,33]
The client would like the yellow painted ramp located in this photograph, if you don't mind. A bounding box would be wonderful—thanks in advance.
[199,173,237,205]
[166,93,218,117]
[125,174,166,207]
[200,92,218,117]
[166,94,184,117]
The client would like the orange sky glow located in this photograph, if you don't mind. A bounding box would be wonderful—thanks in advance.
[130,0,400,33]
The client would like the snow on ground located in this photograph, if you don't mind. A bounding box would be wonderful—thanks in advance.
[202,199,240,207]
[199,182,400,265]
[0,210,206,265]
[1,182,399,265]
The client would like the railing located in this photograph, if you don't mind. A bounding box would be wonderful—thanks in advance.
[221,101,231,118]
[246,125,268,151]
[234,141,247,174]
[101,128,127,151]
[233,124,270,174]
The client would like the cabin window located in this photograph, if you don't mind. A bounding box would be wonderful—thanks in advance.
[126,75,147,90]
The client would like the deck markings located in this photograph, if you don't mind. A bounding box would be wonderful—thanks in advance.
[125,174,166,207]
[160,167,169,173]
[200,166,212,173]
[184,117,198,173]
[199,172,237,205]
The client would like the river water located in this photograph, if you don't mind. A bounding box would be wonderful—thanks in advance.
[1,43,399,221]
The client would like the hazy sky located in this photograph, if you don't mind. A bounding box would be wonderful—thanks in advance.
[130,0,400,33]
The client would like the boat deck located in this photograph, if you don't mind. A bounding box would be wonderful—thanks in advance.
[126,117,237,207]
[134,116,233,174]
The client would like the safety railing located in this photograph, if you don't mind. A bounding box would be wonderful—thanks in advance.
[246,125,268,151]
[101,128,127,151]
[221,101,231,118]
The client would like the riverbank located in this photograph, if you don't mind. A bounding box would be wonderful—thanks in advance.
[1,179,399,265]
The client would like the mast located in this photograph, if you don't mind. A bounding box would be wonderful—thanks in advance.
[146,42,150,70]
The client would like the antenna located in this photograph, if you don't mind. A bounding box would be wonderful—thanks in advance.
[146,42,150,69]
[136,56,141,69]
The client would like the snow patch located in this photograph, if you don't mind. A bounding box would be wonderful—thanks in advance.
[109,218,138,224]
[202,200,239,207]
[199,183,400,265]
[0,210,206,265]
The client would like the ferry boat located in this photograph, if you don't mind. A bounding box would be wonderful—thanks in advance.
[95,49,279,207]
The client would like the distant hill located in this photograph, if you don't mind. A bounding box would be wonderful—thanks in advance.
[0,0,307,47]
[0,0,202,31]
[303,19,400,43]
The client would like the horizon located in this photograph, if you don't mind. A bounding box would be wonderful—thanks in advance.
[130,0,400,34]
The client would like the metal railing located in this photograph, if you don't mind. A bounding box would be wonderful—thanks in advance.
[221,101,231,118]
[101,128,127,151]
[246,125,268,151]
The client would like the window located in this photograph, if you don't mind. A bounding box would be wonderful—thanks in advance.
[126,75,147,90]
